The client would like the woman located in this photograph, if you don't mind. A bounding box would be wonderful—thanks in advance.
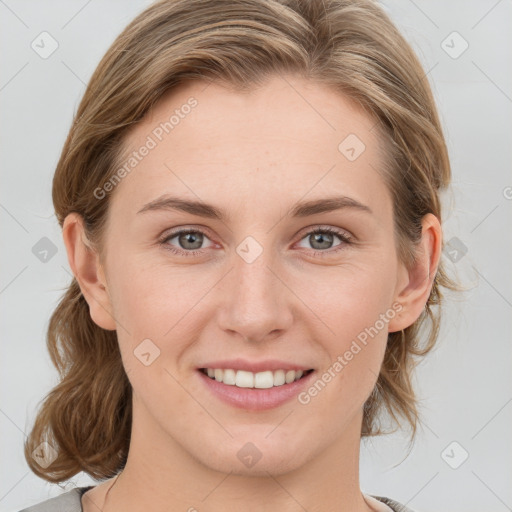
[20,0,458,510]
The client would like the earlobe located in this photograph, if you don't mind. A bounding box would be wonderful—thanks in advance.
[62,213,117,331]
[388,213,442,332]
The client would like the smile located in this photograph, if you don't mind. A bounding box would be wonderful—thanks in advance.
[197,367,316,411]
[200,368,314,388]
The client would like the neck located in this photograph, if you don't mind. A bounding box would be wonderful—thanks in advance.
[101,395,373,512]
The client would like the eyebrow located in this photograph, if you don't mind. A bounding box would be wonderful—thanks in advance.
[137,194,373,220]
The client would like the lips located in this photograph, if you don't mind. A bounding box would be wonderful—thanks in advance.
[197,366,316,410]
[197,358,313,373]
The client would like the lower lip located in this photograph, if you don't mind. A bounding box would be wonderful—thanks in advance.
[197,369,315,411]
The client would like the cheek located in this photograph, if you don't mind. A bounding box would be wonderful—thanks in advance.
[108,262,203,392]
[107,256,220,378]
[109,255,211,332]
[306,262,394,408]
[312,259,396,342]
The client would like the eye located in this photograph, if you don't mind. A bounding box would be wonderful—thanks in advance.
[160,229,215,257]
[159,226,353,258]
[296,226,352,256]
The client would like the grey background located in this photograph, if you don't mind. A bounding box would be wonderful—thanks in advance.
[1,1,511,511]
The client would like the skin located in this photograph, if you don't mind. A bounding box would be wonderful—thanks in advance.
[63,74,441,512]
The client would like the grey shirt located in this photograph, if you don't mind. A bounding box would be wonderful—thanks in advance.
[17,486,417,512]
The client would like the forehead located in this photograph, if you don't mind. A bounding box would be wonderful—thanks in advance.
[109,75,391,223]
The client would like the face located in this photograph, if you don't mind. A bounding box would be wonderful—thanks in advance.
[88,75,412,476]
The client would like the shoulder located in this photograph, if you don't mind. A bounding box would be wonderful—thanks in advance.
[369,494,418,512]
[16,486,94,512]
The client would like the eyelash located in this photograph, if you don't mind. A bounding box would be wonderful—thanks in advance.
[159,226,353,258]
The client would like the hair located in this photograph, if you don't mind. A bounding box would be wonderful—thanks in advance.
[24,0,460,483]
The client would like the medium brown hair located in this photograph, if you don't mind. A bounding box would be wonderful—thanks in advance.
[24,0,459,482]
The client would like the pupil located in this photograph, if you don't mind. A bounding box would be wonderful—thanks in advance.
[313,232,332,249]
[181,232,202,249]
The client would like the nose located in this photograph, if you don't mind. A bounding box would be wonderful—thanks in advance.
[217,247,294,344]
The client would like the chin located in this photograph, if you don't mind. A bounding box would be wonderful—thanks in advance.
[194,432,312,477]
[204,451,307,477]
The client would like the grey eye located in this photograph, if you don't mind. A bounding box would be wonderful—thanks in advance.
[177,231,204,250]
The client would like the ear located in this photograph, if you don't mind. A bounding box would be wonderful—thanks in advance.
[62,213,117,331]
[388,213,442,332]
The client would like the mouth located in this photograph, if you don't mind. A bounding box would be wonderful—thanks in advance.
[197,366,316,410]
[199,367,315,389]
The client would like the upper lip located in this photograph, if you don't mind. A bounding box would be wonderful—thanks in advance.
[198,358,313,373]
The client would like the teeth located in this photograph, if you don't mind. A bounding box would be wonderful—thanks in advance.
[236,370,254,388]
[203,368,308,388]
[222,368,236,385]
